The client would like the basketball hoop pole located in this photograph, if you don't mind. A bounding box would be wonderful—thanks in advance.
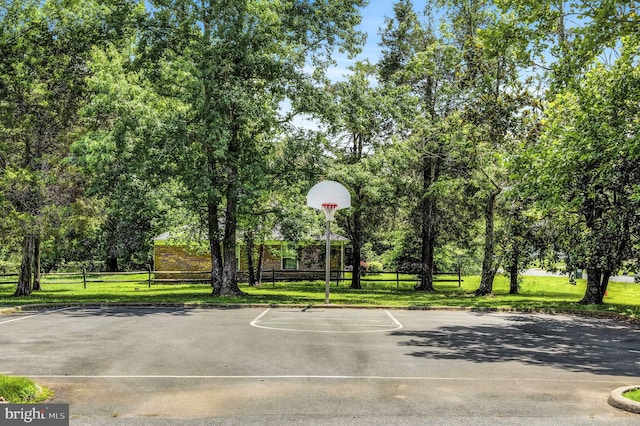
[325,218,331,304]
[321,203,337,304]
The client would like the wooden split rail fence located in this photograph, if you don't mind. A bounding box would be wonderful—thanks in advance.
[336,270,463,288]
[0,269,462,288]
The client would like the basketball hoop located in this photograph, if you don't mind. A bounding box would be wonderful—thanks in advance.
[306,181,351,304]
[321,203,338,222]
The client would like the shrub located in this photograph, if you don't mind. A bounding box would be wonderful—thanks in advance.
[0,260,19,274]
[54,260,106,273]
[367,261,384,274]
[0,375,52,403]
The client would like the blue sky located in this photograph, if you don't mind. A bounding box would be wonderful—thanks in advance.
[356,0,398,60]
[327,0,397,80]
[293,1,422,128]
[294,1,434,128]
[328,0,430,81]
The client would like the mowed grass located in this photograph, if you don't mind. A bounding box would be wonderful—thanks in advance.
[1,273,640,319]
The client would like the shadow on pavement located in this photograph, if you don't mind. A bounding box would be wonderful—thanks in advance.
[392,313,640,377]
[59,305,241,318]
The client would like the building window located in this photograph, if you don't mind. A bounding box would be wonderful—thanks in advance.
[282,245,298,270]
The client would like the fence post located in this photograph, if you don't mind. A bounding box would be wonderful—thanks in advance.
[272,268,275,286]
[458,268,461,287]
[148,266,152,288]
[396,270,400,289]
[82,267,87,289]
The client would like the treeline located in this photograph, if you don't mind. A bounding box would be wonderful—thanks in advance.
[0,0,638,303]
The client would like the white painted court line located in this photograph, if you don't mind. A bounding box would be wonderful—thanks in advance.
[0,306,76,325]
[250,307,272,325]
[26,374,616,384]
[250,308,403,333]
[385,310,403,329]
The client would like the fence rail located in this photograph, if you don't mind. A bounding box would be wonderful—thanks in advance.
[0,268,462,288]
[1,269,165,288]
[336,270,462,288]
[0,273,19,285]
[251,269,342,285]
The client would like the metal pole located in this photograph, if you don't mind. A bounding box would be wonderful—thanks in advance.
[325,219,331,304]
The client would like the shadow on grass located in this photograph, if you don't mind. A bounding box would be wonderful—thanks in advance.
[0,284,325,307]
[392,312,640,377]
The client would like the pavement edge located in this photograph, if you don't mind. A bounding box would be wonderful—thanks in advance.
[608,385,640,414]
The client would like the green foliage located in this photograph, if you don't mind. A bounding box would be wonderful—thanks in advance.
[52,260,106,273]
[0,375,52,404]
[0,260,19,275]
[73,43,185,270]
[521,34,640,302]
[0,0,637,308]
[623,388,640,403]
[366,261,384,274]
[124,0,368,294]
[0,0,141,292]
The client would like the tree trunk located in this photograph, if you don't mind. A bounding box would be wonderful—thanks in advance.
[219,162,244,296]
[208,201,224,295]
[14,234,35,297]
[32,234,41,291]
[476,189,501,296]
[350,196,362,290]
[415,159,437,292]
[106,256,118,272]
[508,249,519,294]
[256,242,264,285]
[579,267,610,304]
[246,232,257,286]
[579,196,613,304]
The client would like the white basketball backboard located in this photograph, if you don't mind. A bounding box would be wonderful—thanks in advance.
[306,180,351,210]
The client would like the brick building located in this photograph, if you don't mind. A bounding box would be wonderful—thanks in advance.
[153,231,349,282]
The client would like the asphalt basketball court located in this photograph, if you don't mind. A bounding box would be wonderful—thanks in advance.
[1,305,639,424]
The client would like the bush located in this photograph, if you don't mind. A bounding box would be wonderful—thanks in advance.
[366,261,384,274]
[0,260,19,274]
[53,260,105,273]
[0,375,52,403]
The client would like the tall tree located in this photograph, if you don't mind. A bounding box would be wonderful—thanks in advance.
[0,0,138,295]
[524,36,640,304]
[136,0,366,295]
[380,0,519,293]
[241,128,330,285]
[75,43,186,272]
[499,1,640,303]
[378,0,456,291]
[328,62,390,289]
[435,0,527,295]
[496,0,640,92]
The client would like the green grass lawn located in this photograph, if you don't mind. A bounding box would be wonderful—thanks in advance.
[2,274,640,319]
